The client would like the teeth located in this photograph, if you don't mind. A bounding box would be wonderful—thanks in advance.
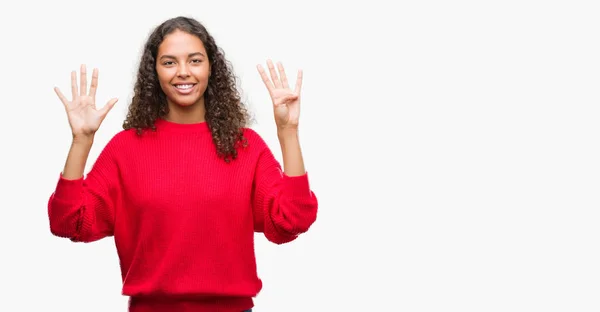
[175,84,194,89]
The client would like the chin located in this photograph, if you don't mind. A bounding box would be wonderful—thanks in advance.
[174,99,198,107]
[168,95,203,107]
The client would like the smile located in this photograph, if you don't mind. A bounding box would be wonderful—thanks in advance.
[172,83,197,94]
[174,84,195,89]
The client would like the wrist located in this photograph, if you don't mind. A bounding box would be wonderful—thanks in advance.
[72,134,95,146]
[277,126,298,139]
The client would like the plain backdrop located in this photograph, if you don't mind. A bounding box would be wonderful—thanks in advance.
[1,0,599,311]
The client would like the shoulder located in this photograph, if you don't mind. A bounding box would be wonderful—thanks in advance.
[242,127,268,147]
[240,127,281,168]
[107,128,138,145]
[240,127,273,157]
[98,128,139,155]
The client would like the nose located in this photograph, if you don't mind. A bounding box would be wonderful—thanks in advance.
[177,63,190,77]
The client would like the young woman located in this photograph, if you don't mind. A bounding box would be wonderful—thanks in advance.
[48,16,318,312]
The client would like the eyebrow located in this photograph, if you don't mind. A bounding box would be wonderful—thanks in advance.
[159,52,205,60]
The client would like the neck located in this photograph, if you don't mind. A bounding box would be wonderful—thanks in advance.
[165,97,206,124]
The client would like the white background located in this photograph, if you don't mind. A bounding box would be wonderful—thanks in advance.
[1,0,599,311]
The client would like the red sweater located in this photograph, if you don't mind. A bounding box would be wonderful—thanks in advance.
[47,118,318,312]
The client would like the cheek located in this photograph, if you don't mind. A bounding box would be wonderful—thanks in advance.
[156,69,172,86]
[193,65,211,81]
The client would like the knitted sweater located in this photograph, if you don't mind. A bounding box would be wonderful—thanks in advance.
[47,118,318,312]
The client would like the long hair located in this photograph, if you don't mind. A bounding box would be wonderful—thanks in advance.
[123,16,250,162]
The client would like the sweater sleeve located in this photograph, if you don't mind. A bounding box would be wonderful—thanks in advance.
[47,136,121,243]
[251,144,318,245]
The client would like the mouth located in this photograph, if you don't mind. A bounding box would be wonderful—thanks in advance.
[172,83,197,94]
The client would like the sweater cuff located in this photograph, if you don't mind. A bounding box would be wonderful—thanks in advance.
[282,172,312,197]
[53,173,84,203]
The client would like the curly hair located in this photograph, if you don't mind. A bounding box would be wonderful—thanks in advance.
[123,16,251,162]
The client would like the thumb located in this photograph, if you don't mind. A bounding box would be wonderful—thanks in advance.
[100,98,119,116]
[276,94,298,105]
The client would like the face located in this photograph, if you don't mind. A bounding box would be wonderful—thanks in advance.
[156,29,211,108]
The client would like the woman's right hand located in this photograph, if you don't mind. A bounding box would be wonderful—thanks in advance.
[54,64,118,140]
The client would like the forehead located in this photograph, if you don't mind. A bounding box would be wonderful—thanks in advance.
[158,30,206,55]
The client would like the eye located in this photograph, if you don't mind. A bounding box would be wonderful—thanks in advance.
[191,59,202,63]
[163,61,175,66]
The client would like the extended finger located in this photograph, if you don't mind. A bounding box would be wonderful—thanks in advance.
[267,59,281,88]
[294,69,303,95]
[71,71,78,100]
[100,98,119,116]
[80,64,87,96]
[256,64,274,92]
[276,62,289,89]
[89,68,99,98]
[54,87,68,107]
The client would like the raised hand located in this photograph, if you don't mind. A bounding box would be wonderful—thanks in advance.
[257,60,303,130]
[54,64,118,139]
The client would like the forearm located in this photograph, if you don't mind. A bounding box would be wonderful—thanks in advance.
[277,128,305,176]
[257,172,318,244]
[62,135,94,180]
[253,128,318,244]
[50,134,118,242]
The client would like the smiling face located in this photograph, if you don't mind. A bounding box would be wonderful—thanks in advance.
[156,29,211,109]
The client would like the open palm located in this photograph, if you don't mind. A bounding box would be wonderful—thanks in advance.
[54,64,118,138]
[257,60,302,130]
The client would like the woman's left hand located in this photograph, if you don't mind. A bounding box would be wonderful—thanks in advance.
[257,59,302,130]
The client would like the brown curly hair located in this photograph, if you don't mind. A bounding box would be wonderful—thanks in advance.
[123,16,251,162]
